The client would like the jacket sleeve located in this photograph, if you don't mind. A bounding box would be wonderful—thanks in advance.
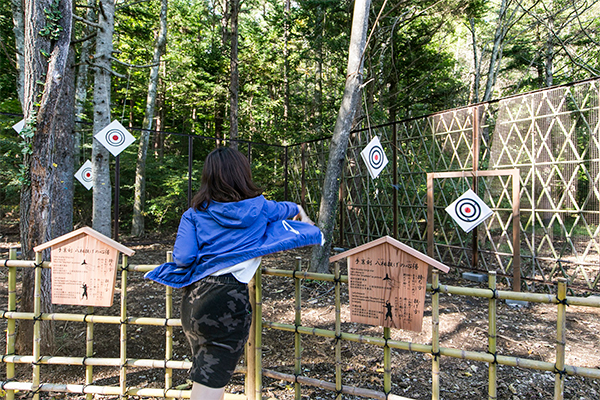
[172,209,199,267]
[264,200,299,223]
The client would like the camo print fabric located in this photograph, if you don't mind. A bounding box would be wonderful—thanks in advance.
[180,274,252,388]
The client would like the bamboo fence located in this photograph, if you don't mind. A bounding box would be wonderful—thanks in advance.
[2,249,600,400]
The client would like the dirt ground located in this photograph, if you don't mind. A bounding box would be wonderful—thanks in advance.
[1,230,600,400]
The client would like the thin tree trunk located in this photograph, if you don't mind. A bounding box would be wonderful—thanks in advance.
[469,18,480,104]
[132,0,168,236]
[92,0,115,237]
[311,0,371,273]
[283,0,290,133]
[229,0,239,150]
[73,0,96,162]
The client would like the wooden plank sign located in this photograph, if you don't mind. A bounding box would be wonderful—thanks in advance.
[33,227,135,307]
[330,236,449,332]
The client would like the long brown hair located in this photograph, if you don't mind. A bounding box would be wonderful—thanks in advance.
[191,147,263,210]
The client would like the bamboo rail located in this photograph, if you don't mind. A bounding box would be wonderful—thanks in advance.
[3,254,600,399]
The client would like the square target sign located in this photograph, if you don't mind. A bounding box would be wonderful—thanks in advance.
[75,160,94,190]
[360,136,389,179]
[94,120,136,157]
[445,189,493,233]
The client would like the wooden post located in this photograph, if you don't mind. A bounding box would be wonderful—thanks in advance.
[5,247,17,400]
[294,257,302,400]
[554,278,567,400]
[471,106,480,270]
[246,275,257,400]
[165,251,174,399]
[488,271,497,400]
[85,305,94,400]
[120,254,128,398]
[254,269,263,399]
[32,252,43,400]
[427,173,434,258]
[335,262,342,400]
[431,270,440,400]
[383,327,391,397]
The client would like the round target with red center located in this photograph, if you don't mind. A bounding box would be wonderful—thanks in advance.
[75,160,94,190]
[368,146,385,169]
[106,129,126,147]
[81,167,93,183]
[445,189,493,233]
[454,198,481,222]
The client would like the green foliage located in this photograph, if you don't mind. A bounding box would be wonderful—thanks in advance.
[39,0,63,40]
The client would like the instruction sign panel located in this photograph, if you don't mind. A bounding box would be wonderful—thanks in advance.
[348,246,428,331]
[49,233,119,307]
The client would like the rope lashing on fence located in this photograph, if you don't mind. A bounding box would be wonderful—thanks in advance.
[488,288,498,299]
[555,296,569,306]
[487,351,498,365]
[554,364,568,378]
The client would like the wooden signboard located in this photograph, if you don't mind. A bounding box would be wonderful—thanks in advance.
[330,236,449,332]
[33,227,135,307]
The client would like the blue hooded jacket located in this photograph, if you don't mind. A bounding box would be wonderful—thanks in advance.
[145,195,322,288]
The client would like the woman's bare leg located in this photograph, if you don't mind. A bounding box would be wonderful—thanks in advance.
[190,382,225,400]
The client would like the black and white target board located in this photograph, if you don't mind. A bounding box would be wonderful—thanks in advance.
[94,120,136,157]
[360,136,389,179]
[445,189,493,233]
[74,160,94,190]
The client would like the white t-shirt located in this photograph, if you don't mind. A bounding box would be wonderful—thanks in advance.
[211,257,262,284]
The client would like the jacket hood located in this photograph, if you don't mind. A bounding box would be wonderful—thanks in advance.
[206,195,265,228]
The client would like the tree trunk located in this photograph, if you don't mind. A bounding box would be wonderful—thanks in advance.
[310,0,371,273]
[229,0,239,150]
[73,0,97,162]
[92,0,115,237]
[468,18,480,104]
[16,0,74,355]
[132,0,168,237]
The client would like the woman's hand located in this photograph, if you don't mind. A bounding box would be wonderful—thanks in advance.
[293,204,315,225]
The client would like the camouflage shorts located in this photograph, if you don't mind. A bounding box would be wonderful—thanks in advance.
[181,273,252,388]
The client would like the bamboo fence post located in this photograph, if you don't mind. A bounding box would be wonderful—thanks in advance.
[165,251,174,399]
[335,262,342,400]
[32,252,43,400]
[85,305,94,400]
[554,278,567,400]
[254,267,263,399]
[120,254,129,398]
[294,257,302,400]
[488,271,497,400]
[5,247,18,400]
[383,327,391,397]
[246,274,256,400]
[431,270,440,400]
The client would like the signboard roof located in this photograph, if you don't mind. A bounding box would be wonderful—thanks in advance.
[329,235,449,273]
[33,226,135,256]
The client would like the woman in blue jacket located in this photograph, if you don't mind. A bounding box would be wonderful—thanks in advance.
[146,147,321,400]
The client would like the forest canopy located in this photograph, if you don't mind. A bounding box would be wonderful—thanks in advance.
[1,0,599,234]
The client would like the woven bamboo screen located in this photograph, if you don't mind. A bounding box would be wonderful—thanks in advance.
[288,78,600,292]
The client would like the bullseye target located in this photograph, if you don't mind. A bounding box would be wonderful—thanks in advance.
[368,146,385,169]
[360,136,389,179]
[445,189,493,233]
[94,120,136,156]
[75,160,94,190]
[454,198,481,222]
[106,129,126,147]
